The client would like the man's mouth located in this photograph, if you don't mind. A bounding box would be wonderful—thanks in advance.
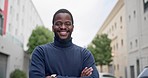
[58,30,69,36]
[60,31,67,35]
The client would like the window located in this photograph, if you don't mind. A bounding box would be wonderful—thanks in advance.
[115,24,117,29]
[133,10,136,18]
[121,39,124,46]
[143,0,148,12]
[135,39,138,47]
[129,15,131,21]
[120,16,122,22]
[8,23,12,32]
[112,25,114,31]
[116,43,118,50]
[136,59,140,76]
[130,66,135,78]
[144,17,146,20]
[120,25,123,29]
[117,64,119,70]
[130,42,132,49]
[114,65,116,70]
[115,23,117,29]
[0,14,4,35]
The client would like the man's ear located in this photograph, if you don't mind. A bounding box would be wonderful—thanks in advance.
[72,25,74,32]
[52,26,54,32]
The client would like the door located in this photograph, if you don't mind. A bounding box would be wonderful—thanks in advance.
[0,52,8,78]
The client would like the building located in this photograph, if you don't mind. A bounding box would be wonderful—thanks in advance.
[0,0,44,78]
[96,0,148,78]
[125,0,148,78]
[97,0,128,78]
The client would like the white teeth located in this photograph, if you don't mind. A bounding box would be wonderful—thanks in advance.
[60,32,67,35]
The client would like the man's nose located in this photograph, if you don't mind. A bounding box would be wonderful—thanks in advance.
[60,24,66,29]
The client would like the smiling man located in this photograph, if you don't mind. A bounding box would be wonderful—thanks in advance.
[29,9,99,78]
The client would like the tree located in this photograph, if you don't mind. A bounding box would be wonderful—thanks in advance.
[27,26,54,54]
[87,34,112,72]
[10,69,27,78]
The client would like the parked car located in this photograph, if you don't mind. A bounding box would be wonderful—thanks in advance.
[99,73,116,78]
[138,66,148,78]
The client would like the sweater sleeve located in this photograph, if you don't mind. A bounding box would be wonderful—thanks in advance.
[29,46,46,78]
[81,49,99,78]
[56,49,99,78]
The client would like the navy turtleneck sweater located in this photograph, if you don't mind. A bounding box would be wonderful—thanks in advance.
[29,37,99,78]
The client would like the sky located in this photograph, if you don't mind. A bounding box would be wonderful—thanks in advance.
[32,0,118,47]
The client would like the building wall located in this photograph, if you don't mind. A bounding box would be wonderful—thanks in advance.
[6,0,44,50]
[97,0,128,78]
[0,0,44,78]
[125,0,148,77]
[0,36,24,78]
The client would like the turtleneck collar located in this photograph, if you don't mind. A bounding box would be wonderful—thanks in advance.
[53,37,73,48]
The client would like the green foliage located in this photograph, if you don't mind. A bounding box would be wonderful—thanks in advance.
[87,34,112,66]
[27,26,54,54]
[10,69,27,78]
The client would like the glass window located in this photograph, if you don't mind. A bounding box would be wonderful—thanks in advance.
[0,14,4,35]
[116,43,118,50]
[121,39,124,46]
[120,16,122,22]
[120,25,123,29]
[133,10,136,18]
[135,39,138,47]
[130,42,132,49]
[115,23,117,29]
[144,0,148,12]
[129,15,131,21]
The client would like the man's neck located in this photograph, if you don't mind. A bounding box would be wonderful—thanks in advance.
[53,37,73,48]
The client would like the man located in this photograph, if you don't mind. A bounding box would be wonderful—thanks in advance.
[29,9,99,78]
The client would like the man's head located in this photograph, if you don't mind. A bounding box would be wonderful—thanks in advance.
[52,9,74,40]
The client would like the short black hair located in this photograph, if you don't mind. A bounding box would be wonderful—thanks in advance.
[52,9,74,25]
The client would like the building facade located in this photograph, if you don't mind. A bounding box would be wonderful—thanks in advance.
[96,0,148,78]
[0,0,44,78]
[97,0,128,78]
[125,0,148,78]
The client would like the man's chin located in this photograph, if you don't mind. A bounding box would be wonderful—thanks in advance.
[59,37,68,40]
[59,36,71,40]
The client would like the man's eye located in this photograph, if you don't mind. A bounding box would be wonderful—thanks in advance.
[65,22,72,26]
[55,22,62,26]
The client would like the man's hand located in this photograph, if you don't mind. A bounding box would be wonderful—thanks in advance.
[46,76,51,78]
[81,67,93,77]
[46,76,57,78]
[46,67,93,78]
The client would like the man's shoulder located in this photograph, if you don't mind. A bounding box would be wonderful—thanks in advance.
[35,42,53,50]
[73,44,90,52]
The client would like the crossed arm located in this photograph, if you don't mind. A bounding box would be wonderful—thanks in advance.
[46,67,93,78]
[29,47,99,78]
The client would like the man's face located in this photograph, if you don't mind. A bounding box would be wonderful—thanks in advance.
[52,13,74,40]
